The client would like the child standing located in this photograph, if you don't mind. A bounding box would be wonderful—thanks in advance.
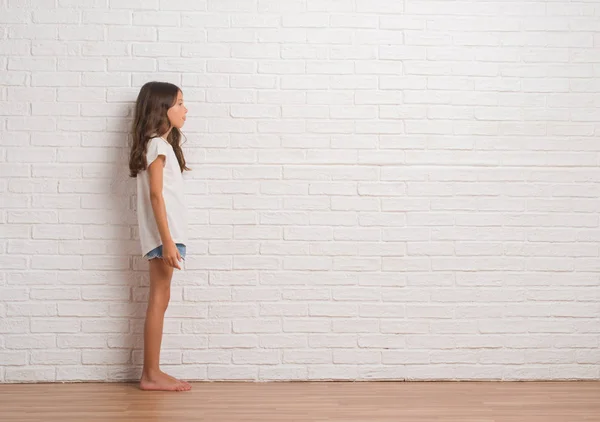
[129,81,191,391]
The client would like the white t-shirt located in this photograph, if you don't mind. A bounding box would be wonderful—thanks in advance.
[136,137,188,256]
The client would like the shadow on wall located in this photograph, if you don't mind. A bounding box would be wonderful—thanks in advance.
[106,102,146,382]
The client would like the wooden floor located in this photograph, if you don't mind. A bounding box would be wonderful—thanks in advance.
[1,382,599,421]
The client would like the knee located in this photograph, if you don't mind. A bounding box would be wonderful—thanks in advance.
[149,288,170,313]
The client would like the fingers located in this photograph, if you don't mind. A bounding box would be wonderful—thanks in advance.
[171,256,181,270]
[175,250,182,269]
[160,244,182,270]
[161,256,181,270]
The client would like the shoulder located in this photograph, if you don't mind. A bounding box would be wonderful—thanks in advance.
[147,137,172,153]
[148,137,170,146]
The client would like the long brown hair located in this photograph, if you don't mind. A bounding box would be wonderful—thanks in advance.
[129,81,189,177]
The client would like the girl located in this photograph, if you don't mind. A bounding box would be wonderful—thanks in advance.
[129,81,191,392]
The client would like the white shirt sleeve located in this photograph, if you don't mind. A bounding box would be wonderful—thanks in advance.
[146,137,170,167]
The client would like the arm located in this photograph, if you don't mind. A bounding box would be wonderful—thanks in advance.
[147,156,181,269]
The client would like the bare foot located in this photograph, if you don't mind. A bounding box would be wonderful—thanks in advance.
[160,371,192,390]
[140,372,191,392]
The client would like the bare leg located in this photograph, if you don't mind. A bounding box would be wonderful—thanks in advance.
[139,258,191,391]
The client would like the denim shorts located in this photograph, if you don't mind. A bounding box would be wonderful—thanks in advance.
[144,243,186,261]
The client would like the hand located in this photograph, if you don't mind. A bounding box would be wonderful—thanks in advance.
[162,241,182,270]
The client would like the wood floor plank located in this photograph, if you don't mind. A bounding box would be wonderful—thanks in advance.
[1,382,599,422]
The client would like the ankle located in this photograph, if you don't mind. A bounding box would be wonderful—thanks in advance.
[142,368,161,379]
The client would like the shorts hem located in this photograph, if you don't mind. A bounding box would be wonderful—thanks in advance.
[143,243,187,261]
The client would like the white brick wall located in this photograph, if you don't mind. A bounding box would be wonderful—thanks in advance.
[1,0,600,382]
